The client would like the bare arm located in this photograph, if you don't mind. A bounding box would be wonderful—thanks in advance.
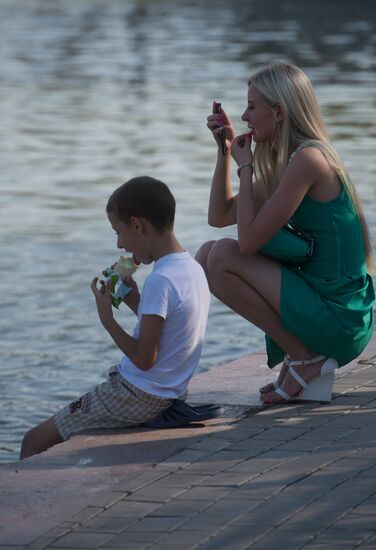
[208,150,238,227]
[121,274,140,315]
[101,314,164,371]
[207,103,237,228]
[91,278,163,371]
[233,144,325,254]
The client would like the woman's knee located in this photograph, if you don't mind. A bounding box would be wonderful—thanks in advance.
[195,240,216,273]
[207,238,239,276]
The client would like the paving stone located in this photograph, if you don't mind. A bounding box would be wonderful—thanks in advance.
[102,530,165,545]
[79,515,136,533]
[356,533,376,548]
[148,498,213,518]
[251,426,308,441]
[67,507,104,523]
[234,494,312,527]
[149,529,211,549]
[326,412,376,429]
[197,522,270,550]
[159,471,211,487]
[111,469,168,493]
[325,456,372,473]
[225,456,287,475]
[309,528,375,545]
[343,446,376,460]
[276,439,324,453]
[158,449,211,468]
[125,515,185,532]
[246,523,316,550]
[49,531,113,548]
[295,426,356,442]
[84,492,126,509]
[226,438,283,454]
[332,395,375,406]
[26,539,53,550]
[99,500,161,519]
[204,429,247,442]
[178,449,251,474]
[162,515,220,533]
[42,526,72,539]
[197,471,257,487]
[286,502,350,530]
[127,483,186,502]
[302,542,361,549]
[174,485,231,501]
[331,512,376,530]
[251,404,312,418]
[185,438,233,453]
[291,467,356,494]
[353,496,376,515]
[200,497,263,519]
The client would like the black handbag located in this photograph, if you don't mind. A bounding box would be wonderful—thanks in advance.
[260,220,314,266]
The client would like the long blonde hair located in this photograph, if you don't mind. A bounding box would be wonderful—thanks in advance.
[249,61,373,271]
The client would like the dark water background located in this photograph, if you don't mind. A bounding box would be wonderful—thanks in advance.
[0,0,375,462]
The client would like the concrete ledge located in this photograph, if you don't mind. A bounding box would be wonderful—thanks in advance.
[1,338,376,547]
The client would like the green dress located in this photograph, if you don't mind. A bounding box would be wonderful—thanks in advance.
[266,175,375,368]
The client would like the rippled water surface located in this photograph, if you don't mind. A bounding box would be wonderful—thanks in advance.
[0,0,375,462]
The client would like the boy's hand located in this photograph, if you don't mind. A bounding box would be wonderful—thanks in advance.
[91,277,114,326]
[122,274,141,314]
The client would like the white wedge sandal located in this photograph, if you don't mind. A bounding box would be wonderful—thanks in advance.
[273,355,338,403]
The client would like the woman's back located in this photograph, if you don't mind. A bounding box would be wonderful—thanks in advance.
[293,176,367,279]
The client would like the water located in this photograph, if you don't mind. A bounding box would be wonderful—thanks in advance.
[0,0,375,462]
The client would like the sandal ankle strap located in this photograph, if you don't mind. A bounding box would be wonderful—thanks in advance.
[285,354,326,368]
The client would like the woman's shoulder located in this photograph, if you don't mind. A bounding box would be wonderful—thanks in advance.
[289,143,334,179]
[289,144,341,201]
[289,143,329,169]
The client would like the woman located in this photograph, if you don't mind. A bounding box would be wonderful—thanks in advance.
[196,61,374,404]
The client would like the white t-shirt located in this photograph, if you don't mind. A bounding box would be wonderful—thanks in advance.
[118,251,210,398]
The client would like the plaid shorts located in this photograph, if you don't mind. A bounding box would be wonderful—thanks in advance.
[53,366,173,440]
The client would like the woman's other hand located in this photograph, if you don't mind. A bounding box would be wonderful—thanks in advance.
[231,133,253,168]
[207,102,236,151]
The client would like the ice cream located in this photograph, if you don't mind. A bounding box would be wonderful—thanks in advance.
[102,256,139,308]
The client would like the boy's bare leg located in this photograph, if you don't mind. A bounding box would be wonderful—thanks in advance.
[20,417,63,460]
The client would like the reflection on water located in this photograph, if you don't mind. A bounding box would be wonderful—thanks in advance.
[0,0,375,462]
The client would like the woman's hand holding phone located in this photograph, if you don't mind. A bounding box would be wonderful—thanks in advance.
[207,101,236,154]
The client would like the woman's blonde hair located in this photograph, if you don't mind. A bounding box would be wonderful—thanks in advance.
[249,61,373,271]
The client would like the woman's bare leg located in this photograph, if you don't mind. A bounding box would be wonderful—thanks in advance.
[196,239,325,402]
[196,240,289,392]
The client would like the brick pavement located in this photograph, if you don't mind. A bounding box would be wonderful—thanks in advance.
[4,359,376,550]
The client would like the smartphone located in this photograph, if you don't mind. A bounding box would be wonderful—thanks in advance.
[213,101,226,155]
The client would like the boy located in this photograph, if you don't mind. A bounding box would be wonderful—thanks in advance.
[21,176,210,459]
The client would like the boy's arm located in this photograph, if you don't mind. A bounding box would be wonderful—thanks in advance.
[122,275,140,315]
[91,277,163,371]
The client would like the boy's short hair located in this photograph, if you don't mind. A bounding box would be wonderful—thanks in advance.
[106,176,176,231]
